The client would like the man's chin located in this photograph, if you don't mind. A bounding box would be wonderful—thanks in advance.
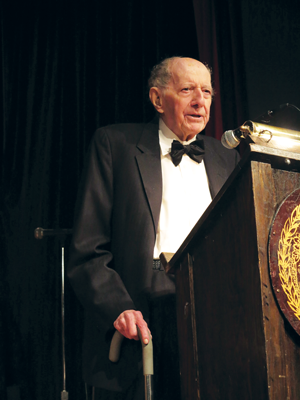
[184,123,205,138]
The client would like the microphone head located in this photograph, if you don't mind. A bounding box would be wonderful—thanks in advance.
[221,130,241,149]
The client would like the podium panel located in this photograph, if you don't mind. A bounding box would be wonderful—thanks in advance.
[167,146,300,399]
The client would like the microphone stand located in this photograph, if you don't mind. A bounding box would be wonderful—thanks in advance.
[61,242,68,400]
[34,227,72,400]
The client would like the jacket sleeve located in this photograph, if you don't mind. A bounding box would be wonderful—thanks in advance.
[67,128,136,333]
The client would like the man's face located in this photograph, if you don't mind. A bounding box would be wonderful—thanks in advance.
[156,58,212,141]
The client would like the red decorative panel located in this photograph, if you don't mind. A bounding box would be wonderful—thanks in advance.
[269,187,300,336]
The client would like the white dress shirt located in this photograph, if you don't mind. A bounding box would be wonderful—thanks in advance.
[153,119,212,259]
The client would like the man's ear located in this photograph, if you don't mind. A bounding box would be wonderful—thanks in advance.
[149,87,164,114]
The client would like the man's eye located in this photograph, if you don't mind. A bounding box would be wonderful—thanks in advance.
[181,88,190,92]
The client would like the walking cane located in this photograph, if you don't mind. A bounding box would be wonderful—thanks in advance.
[109,327,154,400]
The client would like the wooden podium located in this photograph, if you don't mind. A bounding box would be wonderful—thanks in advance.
[164,143,300,400]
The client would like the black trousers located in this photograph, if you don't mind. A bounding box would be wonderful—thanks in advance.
[87,370,144,400]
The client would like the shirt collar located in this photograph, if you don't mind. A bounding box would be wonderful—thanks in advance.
[158,118,197,156]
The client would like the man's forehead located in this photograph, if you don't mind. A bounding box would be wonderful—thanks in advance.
[172,57,202,69]
[169,58,211,85]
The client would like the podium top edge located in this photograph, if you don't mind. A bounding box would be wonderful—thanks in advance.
[248,143,300,161]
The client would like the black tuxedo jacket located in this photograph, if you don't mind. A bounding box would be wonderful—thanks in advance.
[68,119,240,391]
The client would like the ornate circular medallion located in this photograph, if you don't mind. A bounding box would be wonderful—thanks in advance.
[269,187,300,336]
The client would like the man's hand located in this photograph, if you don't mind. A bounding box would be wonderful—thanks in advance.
[113,310,151,345]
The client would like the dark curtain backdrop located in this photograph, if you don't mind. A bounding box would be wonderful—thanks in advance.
[194,0,300,139]
[193,0,249,140]
[193,0,225,139]
[241,0,300,119]
[1,0,299,399]
[0,1,199,399]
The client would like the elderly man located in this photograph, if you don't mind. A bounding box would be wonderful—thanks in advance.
[68,57,239,400]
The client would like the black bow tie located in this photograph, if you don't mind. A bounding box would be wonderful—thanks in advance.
[169,139,205,166]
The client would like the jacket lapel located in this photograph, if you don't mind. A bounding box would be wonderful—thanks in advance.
[135,121,162,233]
[202,136,228,199]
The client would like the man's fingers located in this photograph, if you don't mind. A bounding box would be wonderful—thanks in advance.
[113,310,151,343]
[113,310,141,340]
[131,311,151,344]
[113,313,136,339]
[124,311,140,339]
[136,324,151,345]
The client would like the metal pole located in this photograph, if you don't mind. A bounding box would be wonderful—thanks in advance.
[61,246,68,400]
[34,228,72,400]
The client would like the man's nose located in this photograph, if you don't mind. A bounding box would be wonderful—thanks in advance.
[192,88,205,107]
